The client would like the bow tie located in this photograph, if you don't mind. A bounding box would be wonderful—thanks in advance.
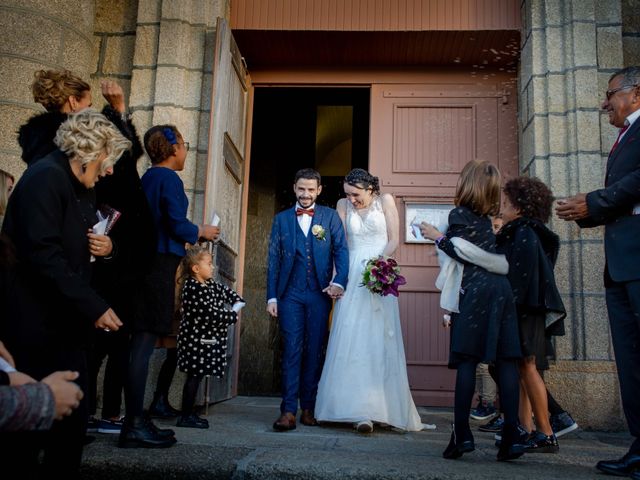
[296,208,314,217]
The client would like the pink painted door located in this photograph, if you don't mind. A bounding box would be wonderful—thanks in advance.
[368,81,518,406]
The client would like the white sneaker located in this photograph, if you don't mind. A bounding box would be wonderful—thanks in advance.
[355,420,374,433]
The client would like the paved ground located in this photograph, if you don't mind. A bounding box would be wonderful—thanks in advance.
[79,396,632,479]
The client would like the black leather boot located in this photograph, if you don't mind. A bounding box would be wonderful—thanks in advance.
[118,416,177,448]
[442,424,475,459]
[497,422,526,461]
[148,393,181,418]
[144,413,176,438]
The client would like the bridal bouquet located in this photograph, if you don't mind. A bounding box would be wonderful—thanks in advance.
[361,256,406,297]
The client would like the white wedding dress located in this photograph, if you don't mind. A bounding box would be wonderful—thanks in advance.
[315,196,424,431]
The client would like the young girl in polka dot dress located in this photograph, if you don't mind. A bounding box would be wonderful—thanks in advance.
[176,245,245,429]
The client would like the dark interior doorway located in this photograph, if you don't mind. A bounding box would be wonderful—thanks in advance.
[250,87,370,210]
[238,87,370,397]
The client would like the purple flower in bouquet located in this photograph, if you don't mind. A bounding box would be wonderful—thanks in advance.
[360,255,406,297]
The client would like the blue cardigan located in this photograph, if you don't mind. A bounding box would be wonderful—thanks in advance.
[141,166,198,257]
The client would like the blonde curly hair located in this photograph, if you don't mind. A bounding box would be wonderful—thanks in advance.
[31,69,90,112]
[54,109,131,172]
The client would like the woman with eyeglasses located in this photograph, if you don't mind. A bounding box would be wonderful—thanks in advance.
[118,125,219,448]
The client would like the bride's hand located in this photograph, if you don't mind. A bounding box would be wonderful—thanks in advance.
[323,284,344,299]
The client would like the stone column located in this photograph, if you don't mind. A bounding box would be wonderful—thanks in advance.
[519,0,625,430]
[129,0,228,221]
[622,0,640,65]
[128,0,229,407]
[0,0,95,179]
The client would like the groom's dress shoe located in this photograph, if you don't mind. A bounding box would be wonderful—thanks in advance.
[596,452,640,476]
[273,412,296,431]
[300,409,319,426]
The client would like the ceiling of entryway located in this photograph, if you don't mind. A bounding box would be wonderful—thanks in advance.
[233,30,520,69]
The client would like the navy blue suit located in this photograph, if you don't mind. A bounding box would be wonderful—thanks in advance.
[267,204,349,414]
[577,115,640,454]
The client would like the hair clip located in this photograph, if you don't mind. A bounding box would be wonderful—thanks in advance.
[162,127,177,145]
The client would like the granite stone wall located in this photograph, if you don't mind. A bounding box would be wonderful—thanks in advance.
[0,0,95,179]
[518,0,630,430]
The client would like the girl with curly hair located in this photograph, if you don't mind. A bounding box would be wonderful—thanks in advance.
[496,176,566,453]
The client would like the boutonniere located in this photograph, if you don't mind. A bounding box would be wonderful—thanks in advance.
[311,224,326,241]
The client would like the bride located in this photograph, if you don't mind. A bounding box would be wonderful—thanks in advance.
[315,168,426,433]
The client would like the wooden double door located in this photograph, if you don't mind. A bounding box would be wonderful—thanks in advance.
[369,81,518,406]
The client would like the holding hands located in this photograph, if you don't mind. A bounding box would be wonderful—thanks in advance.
[323,284,344,300]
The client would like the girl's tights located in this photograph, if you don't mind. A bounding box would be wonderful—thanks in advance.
[155,347,177,398]
[181,373,204,417]
[454,359,520,441]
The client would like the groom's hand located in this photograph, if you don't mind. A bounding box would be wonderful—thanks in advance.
[266,302,278,317]
[323,284,344,299]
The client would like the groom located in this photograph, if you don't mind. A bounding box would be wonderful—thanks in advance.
[267,168,349,431]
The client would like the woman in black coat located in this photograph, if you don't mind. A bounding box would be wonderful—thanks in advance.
[0,109,129,477]
[19,69,156,434]
[420,160,524,462]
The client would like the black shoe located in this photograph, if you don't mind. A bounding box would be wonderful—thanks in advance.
[524,431,559,453]
[550,411,578,438]
[118,416,177,448]
[442,426,475,460]
[177,414,209,429]
[144,414,176,438]
[479,415,504,433]
[495,424,529,447]
[470,402,497,421]
[496,423,527,462]
[596,452,640,476]
[148,393,181,418]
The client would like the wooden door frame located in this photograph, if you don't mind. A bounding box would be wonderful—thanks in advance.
[242,67,518,404]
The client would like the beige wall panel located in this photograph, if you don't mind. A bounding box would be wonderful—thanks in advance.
[0,10,63,63]
[0,57,48,108]
[103,35,136,74]
[96,0,138,32]
[600,0,623,24]
[129,68,157,108]
[597,26,625,68]
[231,0,521,31]
[132,24,160,67]
[0,0,95,31]
[622,36,640,65]
[137,0,161,23]
[61,31,96,75]
[393,105,475,173]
